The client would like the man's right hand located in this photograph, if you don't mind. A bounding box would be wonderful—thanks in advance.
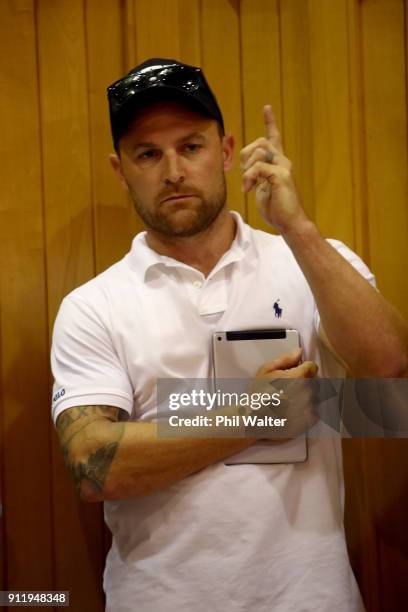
[255,347,317,380]
[248,348,319,439]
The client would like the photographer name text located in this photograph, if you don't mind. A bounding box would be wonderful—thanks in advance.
[168,414,287,428]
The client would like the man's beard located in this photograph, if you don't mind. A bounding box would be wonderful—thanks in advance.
[128,174,227,238]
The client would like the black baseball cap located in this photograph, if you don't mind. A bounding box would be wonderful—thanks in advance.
[107,58,225,149]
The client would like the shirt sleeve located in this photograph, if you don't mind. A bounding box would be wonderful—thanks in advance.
[51,295,134,425]
[314,239,377,356]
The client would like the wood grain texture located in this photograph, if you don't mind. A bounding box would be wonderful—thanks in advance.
[134,0,181,60]
[308,0,356,247]
[133,0,201,65]
[37,0,95,317]
[343,438,382,612]
[178,0,201,64]
[240,0,281,230]
[85,0,139,274]
[0,0,53,592]
[37,0,104,609]
[124,0,137,70]
[201,0,246,218]
[0,283,4,591]
[346,0,370,263]
[280,0,315,225]
[361,0,408,318]
[343,6,408,609]
[0,2,407,611]
[375,439,408,611]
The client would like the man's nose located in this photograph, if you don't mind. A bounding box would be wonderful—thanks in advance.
[162,151,185,185]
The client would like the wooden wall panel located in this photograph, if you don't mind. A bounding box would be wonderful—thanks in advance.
[361,0,408,318]
[343,438,382,612]
[134,0,183,60]
[124,0,137,69]
[240,0,281,230]
[0,2,407,611]
[280,0,315,224]
[201,0,246,218]
[343,5,408,612]
[134,0,201,66]
[85,0,138,275]
[308,0,356,247]
[0,0,54,594]
[37,0,104,609]
[345,438,408,612]
[0,291,4,591]
[178,0,202,64]
[346,0,370,261]
[406,0,408,149]
[375,439,408,611]
[38,0,95,315]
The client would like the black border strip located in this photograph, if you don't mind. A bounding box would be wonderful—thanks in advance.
[225,329,287,341]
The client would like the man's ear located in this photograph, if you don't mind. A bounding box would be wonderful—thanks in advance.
[109,153,128,190]
[222,133,235,172]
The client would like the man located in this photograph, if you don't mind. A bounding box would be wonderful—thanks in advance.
[51,58,408,611]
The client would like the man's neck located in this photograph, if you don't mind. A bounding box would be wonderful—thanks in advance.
[145,208,236,277]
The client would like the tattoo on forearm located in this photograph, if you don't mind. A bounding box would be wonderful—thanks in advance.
[56,405,129,497]
[64,432,124,496]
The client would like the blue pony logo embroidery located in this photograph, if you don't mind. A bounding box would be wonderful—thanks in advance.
[273,300,282,318]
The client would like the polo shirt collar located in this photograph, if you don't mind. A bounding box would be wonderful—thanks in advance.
[127,210,253,283]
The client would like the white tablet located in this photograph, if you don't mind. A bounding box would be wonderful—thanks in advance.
[212,329,308,464]
[212,329,301,380]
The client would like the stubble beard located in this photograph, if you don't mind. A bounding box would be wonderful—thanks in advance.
[128,172,228,238]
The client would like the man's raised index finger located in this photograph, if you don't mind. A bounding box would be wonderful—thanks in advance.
[263,104,276,139]
[263,104,281,148]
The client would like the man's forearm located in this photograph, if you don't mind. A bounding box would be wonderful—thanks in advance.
[67,417,254,502]
[283,220,408,377]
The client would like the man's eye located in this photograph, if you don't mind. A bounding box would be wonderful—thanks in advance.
[138,150,158,160]
[184,143,201,153]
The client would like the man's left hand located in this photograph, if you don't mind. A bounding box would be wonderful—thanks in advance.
[240,105,308,235]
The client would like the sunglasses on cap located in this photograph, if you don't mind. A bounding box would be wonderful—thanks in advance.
[108,64,204,112]
[107,60,224,147]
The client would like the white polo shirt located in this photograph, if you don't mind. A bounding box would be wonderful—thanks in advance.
[51,211,372,611]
